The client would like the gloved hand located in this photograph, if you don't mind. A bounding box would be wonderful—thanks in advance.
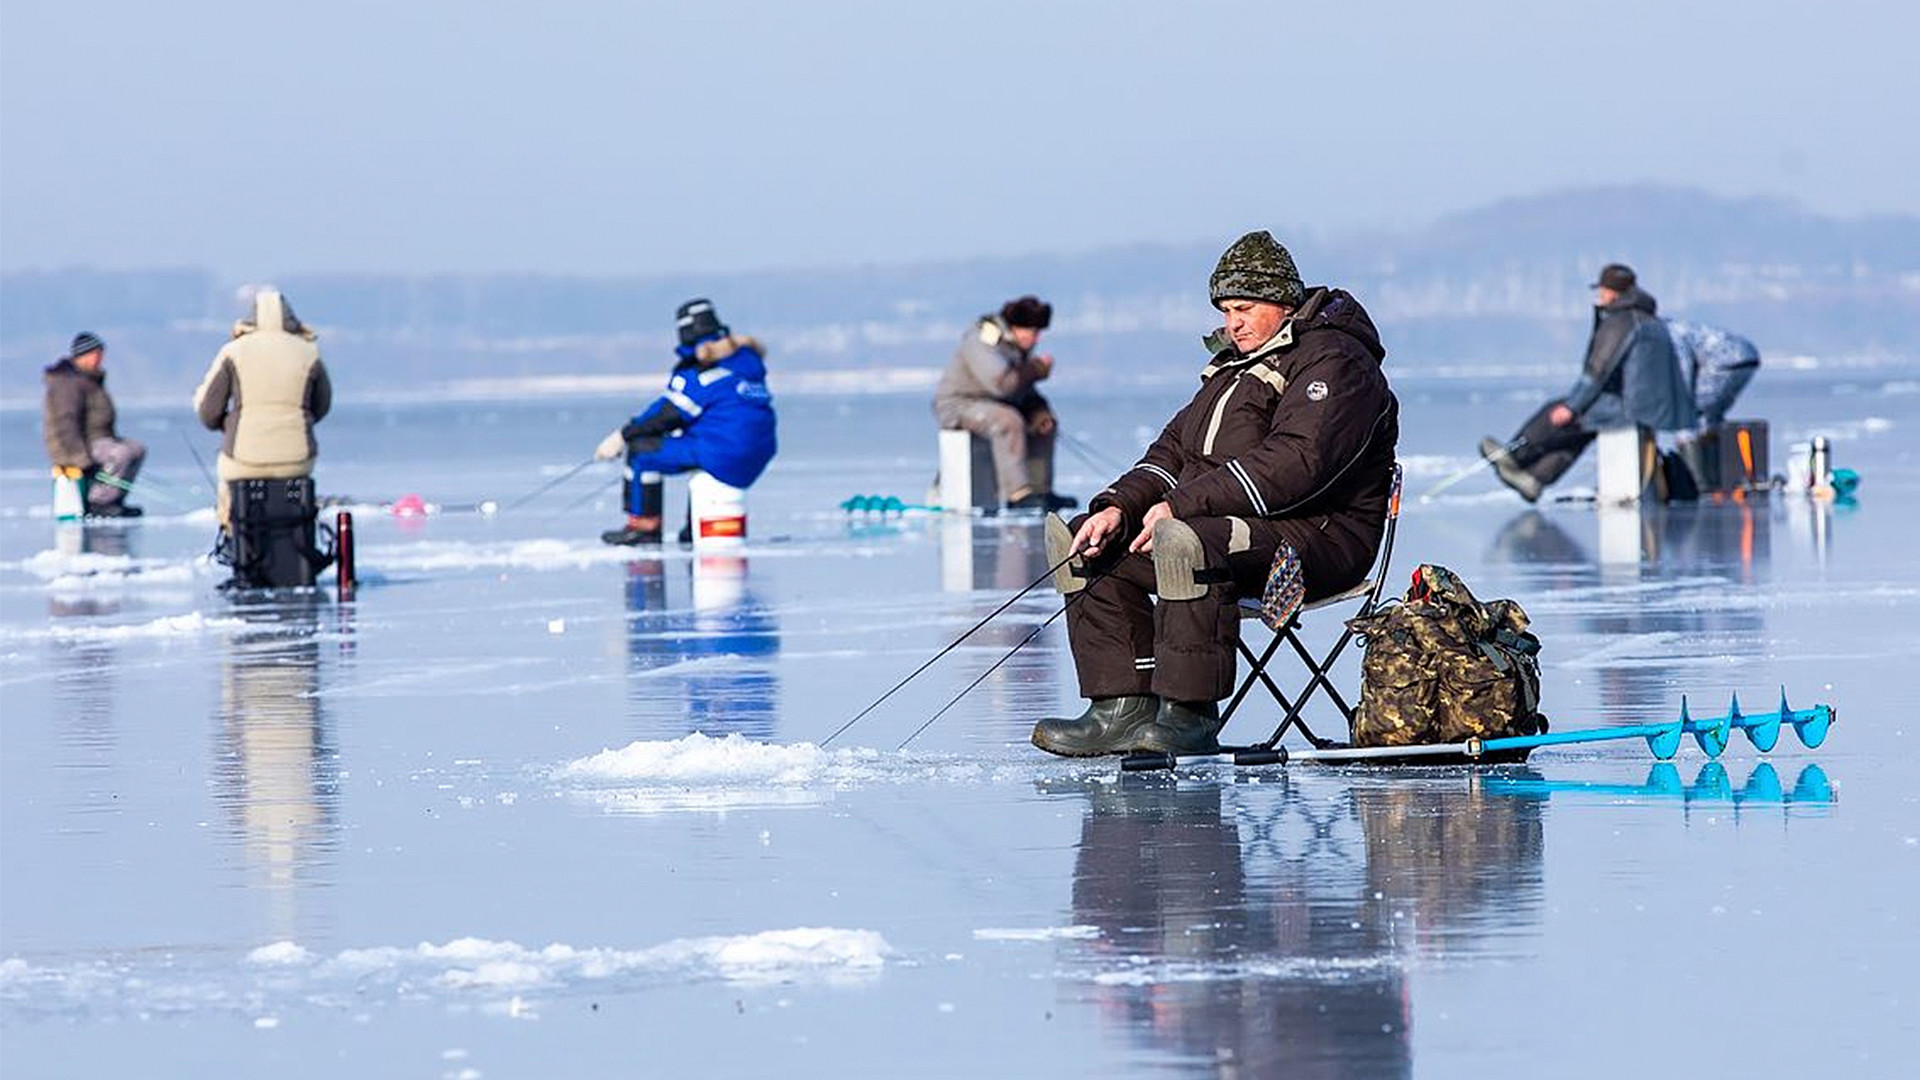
[594,429,626,461]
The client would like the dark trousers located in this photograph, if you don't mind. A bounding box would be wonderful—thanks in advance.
[1065,513,1293,704]
[1509,400,1597,488]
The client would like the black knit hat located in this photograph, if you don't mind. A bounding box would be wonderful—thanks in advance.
[68,331,106,359]
[1590,264,1636,291]
[999,295,1052,330]
[676,298,727,347]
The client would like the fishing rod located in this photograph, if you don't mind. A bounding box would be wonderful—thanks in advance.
[821,552,1080,748]
[499,457,598,513]
[85,472,193,510]
[1419,437,1527,503]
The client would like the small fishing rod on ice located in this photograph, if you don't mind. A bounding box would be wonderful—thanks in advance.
[1420,437,1527,503]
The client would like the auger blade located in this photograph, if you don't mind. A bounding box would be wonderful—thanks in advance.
[1744,691,1783,752]
[1692,695,1731,758]
[1646,716,1684,760]
[1792,704,1834,748]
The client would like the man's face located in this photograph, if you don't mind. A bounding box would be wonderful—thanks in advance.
[1219,299,1290,353]
[1008,326,1041,351]
[1594,286,1619,307]
[73,349,104,373]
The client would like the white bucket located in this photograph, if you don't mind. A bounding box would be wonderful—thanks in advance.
[52,473,86,521]
[688,472,748,549]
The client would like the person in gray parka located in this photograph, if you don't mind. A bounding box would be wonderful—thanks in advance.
[1481,263,1696,501]
[932,296,1077,512]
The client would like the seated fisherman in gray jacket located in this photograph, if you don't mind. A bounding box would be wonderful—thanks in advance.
[1481,263,1696,501]
[932,295,1076,512]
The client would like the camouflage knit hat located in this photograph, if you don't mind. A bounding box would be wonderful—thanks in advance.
[1209,230,1305,310]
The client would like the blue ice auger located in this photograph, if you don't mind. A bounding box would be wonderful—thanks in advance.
[1120,688,1836,771]
[840,494,938,515]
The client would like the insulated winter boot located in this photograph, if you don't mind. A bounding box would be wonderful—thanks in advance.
[1133,699,1224,755]
[1031,695,1161,757]
[601,515,663,546]
[1481,436,1542,503]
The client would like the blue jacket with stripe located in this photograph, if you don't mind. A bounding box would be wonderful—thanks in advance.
[625,334,778,488]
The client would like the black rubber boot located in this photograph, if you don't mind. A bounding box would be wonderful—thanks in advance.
[602,515,663,546]
[1031,695,1161,757]
[1481,436,1543,503]
[1133,699,1224,755]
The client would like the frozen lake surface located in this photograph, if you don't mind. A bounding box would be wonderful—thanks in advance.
[2,371,1915,1077]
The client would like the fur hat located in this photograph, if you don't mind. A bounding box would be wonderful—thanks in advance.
[999,295,1052,330]
[1209,231,1305,310]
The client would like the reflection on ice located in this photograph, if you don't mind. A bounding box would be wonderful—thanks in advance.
[1040,770,1553,1078]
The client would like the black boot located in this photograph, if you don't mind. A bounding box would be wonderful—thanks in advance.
[601,514,663,546]
[1030,695,1160,757]
[1041,492,1079,511]
[1133,699,1224,755]
[1481,436,1543,503]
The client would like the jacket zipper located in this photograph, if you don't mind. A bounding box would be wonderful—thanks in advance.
[1202,374,1241,456]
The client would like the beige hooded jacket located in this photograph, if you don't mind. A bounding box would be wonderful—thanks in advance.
[193,289,332,473]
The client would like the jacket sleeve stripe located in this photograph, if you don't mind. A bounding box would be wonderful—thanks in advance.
[1131,462,1178,490]
[664,389,704,417]
[1228,459,1269,515]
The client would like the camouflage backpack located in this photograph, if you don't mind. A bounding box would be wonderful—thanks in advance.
[1345,565,1547,747]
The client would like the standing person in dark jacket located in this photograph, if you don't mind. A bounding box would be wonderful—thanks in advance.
[43,332,146,517]
[932,295,1076,511]
[1480,264,1695,501]
[596,299,778,546]
[1031,231,1400,757]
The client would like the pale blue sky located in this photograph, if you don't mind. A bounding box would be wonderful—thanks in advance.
[2,0,1914,276]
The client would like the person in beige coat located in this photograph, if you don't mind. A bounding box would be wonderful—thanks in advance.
[192,289,332,527]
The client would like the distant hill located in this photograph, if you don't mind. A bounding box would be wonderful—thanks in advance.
[4,185,1915,403]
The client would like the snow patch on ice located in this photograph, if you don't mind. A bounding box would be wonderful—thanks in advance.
[247,942,315,966]
[555,733,1095,814]
[0,611,246,643]
[0,928,891,1021]
[562,732,860,785]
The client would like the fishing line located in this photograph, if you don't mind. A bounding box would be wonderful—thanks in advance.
[178,431,217,489]
[821,552,1078,748]
[500,457,597,513]
[896,604,1067,750]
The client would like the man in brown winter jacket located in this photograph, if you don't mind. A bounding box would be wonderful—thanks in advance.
[1031,231,1400,757]
[42,332,146,517]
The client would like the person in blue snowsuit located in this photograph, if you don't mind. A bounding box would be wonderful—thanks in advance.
[595,299,777,545]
